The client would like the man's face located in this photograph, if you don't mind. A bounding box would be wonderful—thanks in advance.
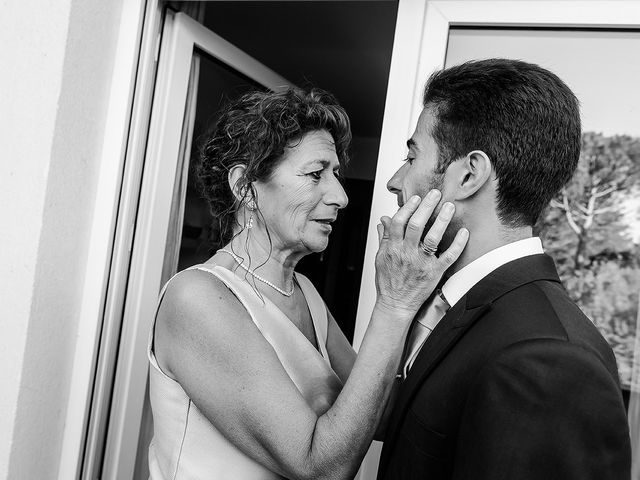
[386,108,448,206]
[386,107,461,247]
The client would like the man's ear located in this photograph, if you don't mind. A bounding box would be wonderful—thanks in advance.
[228,165,248,203]
[455,150,493,200]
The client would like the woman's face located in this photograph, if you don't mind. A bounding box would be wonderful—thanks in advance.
[254,129,348,255]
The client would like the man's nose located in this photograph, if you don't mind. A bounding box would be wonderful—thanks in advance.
[387,166,404,195]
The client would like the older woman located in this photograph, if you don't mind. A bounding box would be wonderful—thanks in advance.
[147,88,468,479]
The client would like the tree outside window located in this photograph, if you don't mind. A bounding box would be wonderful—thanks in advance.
[535,132,640,389]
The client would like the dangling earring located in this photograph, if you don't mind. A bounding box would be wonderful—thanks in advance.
[245,212,254,230]
[244,199,256,230]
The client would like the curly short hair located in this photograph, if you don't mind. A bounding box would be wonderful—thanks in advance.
[423,58,581,227]
[197,87,351,250]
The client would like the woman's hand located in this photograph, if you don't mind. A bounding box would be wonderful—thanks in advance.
[374,190,469,318]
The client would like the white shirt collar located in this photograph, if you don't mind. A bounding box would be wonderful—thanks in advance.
[441,237,544,308]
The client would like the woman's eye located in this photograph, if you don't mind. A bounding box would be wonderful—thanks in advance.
[405,157,415,165]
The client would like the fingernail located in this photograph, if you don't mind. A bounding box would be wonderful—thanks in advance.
[460,228,469,238]
[443,202,455,215]
[410,195,421,204]
[427,189,440,200]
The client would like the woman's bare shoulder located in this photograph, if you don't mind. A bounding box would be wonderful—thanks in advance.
[155,266,255,375]
[160,267,247,327]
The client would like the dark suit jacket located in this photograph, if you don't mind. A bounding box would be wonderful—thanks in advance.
[378,254,631,480]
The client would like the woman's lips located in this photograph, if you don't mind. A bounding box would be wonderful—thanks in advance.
[313,219,334,232]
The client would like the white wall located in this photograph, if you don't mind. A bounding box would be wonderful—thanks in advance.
[0,0,125,477]
[0,2,73,476]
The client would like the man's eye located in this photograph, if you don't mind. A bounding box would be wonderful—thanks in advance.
[308,170,322,180]
[405,157,415,165]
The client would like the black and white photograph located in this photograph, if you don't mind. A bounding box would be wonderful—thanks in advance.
[2,1,639,480]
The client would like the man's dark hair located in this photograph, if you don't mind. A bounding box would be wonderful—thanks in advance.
[423,58,581,227]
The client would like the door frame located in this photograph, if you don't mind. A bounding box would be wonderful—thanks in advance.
[56,0,159,478]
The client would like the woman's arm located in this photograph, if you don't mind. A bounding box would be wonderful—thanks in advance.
[157,193,467,480]
[324,309,400,441]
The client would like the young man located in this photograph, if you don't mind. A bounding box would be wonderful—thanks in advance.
[378,59,631,479]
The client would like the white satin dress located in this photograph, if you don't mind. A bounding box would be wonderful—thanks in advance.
[147,264,343,479]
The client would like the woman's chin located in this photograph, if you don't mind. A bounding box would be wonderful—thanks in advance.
[302,237,330,254]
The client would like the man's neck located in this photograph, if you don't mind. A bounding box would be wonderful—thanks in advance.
[448,225,533,276]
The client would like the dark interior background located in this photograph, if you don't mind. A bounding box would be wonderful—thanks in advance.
[175,1,398,341]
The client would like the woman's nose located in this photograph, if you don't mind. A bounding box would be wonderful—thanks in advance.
[326,176,349,209]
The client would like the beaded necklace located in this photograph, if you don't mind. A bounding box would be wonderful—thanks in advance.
[219,249,295,297]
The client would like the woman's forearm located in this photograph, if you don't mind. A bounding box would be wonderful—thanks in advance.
[295,302,412,480]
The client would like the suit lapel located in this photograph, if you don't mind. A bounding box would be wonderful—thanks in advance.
[401,301,491,403]
[380,298,491,467]
[378,254,562,478]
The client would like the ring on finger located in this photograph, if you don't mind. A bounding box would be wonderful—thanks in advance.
[419,241,438,256]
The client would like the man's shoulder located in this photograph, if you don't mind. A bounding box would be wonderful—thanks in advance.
[485,279,619,378]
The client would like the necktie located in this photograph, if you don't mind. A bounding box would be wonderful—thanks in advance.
[402,290,450,379]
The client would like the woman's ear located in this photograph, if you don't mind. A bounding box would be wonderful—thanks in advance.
[228,165,248,203]
[455,150,493,200]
